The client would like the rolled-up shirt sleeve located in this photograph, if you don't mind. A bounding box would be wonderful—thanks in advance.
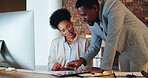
[81,27,102,66]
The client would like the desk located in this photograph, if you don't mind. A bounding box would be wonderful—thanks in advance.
[0,71,115,78]
[0,71,56,78]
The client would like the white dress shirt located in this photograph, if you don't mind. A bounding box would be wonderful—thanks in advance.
[64,36,77,67]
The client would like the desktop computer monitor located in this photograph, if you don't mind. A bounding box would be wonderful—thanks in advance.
[0,11,35,70]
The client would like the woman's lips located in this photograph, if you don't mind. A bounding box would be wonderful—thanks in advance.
[68,32,73,36]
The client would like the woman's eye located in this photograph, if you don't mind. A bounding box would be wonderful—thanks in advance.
[61,30,65,32]
[66,25,70,28]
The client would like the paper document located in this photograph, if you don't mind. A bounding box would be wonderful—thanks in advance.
[114,72,144,77]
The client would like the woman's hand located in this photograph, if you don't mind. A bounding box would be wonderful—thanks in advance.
[52,62,61,71]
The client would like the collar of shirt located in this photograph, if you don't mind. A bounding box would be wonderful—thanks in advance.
[98,0,104,26]
[63,35,78,45]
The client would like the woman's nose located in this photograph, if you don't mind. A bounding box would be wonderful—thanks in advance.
[66,29,70,33]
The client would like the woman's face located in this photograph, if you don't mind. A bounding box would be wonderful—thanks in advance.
[58,20,76,38]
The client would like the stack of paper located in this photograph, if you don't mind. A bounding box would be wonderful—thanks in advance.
[114,72,144,77]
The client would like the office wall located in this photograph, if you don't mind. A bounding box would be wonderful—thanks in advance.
[0,0,26,12]
[122,0,148,26]
[27,0,61,69]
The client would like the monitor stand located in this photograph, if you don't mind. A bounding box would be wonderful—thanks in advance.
[0,40,3,52]
[0,40,9,67]
[0,40,4,62]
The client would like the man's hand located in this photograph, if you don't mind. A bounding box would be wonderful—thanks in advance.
[52,62,61,71]
[84,67,104,73]
[66,58,85,70]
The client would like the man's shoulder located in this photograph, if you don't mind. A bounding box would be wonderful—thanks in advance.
[104,0,117,5]
[103,0,117,12]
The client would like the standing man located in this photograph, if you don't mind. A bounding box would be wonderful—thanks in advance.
[66,0,148,72]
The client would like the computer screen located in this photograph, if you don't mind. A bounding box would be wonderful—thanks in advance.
[0,11,35,70]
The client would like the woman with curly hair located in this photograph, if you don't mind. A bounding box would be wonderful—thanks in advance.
[48,9,91,71]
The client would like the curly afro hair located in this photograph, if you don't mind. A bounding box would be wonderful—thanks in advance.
[49,9,71,29]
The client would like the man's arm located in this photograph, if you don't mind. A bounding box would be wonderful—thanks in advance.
[80,29,102,66]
